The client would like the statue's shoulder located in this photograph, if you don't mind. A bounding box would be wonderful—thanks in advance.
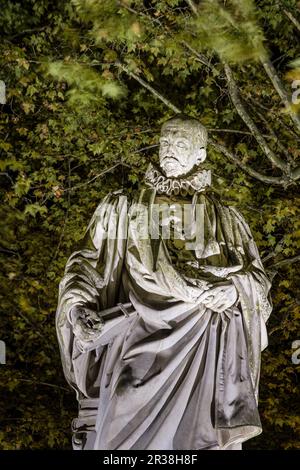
[84,189,131,239]
[207,188,251,230]
[228,205,253,237]
[107,188,127,199]
[88,189,130,222]
[205,186,221,201]
[94,188,130,209]
[207,187,239,211]
[218,200,253,239]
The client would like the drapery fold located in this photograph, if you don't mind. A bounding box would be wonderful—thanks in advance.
[56,187,272,450]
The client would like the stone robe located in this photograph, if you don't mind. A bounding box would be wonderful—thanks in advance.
[56,184,272,450]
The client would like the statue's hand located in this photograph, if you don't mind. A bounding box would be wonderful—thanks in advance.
[197,284,238,312]
[70,306,104,339]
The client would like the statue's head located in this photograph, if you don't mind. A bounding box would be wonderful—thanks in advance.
[159,114,208,178]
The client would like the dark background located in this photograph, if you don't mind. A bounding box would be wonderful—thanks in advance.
[0,0,299,449]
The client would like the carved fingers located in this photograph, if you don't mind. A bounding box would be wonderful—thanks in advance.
[70,306,104,339]
[197,285,238,313]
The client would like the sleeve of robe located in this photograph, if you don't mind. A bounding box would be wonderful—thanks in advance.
[55,191,128,400]
[229,206,272,397]
[199,202,273,399]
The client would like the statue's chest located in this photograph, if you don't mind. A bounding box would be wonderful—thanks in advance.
[154,194,199,236]
[153,195,201,264]
[129,190,233,278]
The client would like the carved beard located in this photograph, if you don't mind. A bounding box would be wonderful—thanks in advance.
[160,157,185,177]
[159,147,206,178]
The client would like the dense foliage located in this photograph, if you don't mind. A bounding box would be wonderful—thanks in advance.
[0,0,299,449]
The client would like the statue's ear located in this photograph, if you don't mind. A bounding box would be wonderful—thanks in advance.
[196,148,206,164]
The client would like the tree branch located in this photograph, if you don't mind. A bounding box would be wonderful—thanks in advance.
[224,63,290,174]
[260,56,300,134]
[291,165,300,180]
[283,8,300,33]
[180,41,214,69]
[116,60,295,187]
[119,1,215,71]
[246,100,294,165]
[184,0,300,180]
[115,62,181,113]
[208,137,288,186]
[208,128,270,137]
[246,95,300,141]
[186,0,199,16]
[8,26,47,40]
[268,254,300,269]
[16,378,71,393]
[63,161,131,192]
[185,0,300,135]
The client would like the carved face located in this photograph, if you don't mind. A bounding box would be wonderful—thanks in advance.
[159,126,206,178]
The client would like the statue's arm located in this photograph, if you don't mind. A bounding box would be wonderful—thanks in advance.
[57,195,111,325]
[58,190,128,316]
[56,191,128,386]
[197,205,272,320]
[227,206,272,324]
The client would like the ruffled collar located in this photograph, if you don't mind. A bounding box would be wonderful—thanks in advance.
[144,163,211,196]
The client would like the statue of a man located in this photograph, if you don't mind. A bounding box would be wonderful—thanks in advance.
[56,115,272,450]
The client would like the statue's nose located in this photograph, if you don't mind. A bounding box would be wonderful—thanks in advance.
[163,143,175,155]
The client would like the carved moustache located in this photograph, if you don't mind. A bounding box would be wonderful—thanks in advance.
[161,156,183,165]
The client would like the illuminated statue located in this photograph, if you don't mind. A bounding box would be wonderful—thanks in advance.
[56,115,272,450]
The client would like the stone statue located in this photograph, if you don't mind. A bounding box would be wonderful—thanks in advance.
[56,115,272,450]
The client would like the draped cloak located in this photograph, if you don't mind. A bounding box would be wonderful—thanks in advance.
[56,185,272,450]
